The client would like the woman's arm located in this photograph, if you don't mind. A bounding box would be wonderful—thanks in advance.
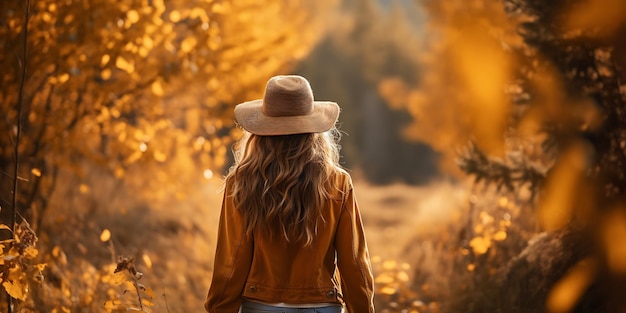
[205,185,253,313]
[335,182,376,313]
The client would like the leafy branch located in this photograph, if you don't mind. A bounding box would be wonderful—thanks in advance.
[457,142,546,198]
[109,256,155,312]
[6,0,32,311]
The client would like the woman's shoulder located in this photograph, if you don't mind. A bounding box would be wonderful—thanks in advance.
[330,169,353,194]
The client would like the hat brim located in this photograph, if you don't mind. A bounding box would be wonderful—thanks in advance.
[234,99,340,136]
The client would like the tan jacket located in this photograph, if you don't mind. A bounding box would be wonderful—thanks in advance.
[204,172,375,313]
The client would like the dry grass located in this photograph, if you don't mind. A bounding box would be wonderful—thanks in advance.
[32,167,483,312]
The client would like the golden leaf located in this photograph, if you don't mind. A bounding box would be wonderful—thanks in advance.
[58,73,70,83]
[375,273,394,284]
[380,286,397,295]
[127,10,140,24]
[537,142,592,231]
[480,211,494,225]
[602,209,626,274]
[3,281,26,301]
[493,230,507,241]
[397,271,409,282]
[115,56,135,73]
[100,229,111,242]
[42,12,52,23]
[7,265,24,281]
[110,108,121,118]
[101,68,112,80]
[190,7,209,22]
[126,151,143,164]
[169,10,181,22]
[565,0,626,37]
[103,300,116,310]
[30,168,41,177]
[469,236,491,255]
[123,280,135,291]
[79,184,89,194]
[142,35,154,50]
[153,151,167,162]
[24,246,38,259]
[142,253,152,270]
[138,47,149,57]
[498,197,509,208]
[547,258,597,313]
[111,271,127,285]
[151,80,164,96]
[473,224,484,234]
[64,14,74,24]
[51,246,61,257]
[382,260,397,270]
[141,298,155,307]
[143,287,155,299]
[181,36,198,53]
[101,54,110,66]
[114,166,125,178]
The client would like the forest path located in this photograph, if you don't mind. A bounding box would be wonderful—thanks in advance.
[54,175,466,312]
[355,181,466,262]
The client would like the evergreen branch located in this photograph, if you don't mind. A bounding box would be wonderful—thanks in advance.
[457,142,546,198]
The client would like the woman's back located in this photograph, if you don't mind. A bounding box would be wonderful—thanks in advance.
[204,75,375,313]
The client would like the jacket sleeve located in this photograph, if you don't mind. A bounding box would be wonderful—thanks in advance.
[335,182,376,313]
[205,185,253,313]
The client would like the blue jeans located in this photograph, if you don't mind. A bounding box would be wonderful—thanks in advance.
[241,301,343,313]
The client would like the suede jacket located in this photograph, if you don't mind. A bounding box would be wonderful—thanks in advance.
[204,172,375,313]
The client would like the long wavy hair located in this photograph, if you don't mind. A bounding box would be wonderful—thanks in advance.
[225,127,346,246]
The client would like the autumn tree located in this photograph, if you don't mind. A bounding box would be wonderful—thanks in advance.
[1,0,337,310]
[379,0,626,311]
[0,0,336,227]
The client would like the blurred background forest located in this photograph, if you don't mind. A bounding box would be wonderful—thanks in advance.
[1,0,626,312]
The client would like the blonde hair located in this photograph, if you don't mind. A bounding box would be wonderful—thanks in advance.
[225,127,346,246]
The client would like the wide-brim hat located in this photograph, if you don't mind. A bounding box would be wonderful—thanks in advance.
[234,75,340,136]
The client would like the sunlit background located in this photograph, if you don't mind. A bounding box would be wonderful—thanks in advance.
[1,0,626,312]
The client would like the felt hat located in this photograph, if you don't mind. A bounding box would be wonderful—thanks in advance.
[234,75,340,135]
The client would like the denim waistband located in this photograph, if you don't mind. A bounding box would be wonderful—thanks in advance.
[241,300,343,313]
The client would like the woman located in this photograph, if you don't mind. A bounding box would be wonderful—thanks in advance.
[204,75,375,313]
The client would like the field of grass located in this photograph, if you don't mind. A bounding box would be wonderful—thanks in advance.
[34,171,470,312]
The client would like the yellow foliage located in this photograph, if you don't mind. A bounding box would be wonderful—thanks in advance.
[380,286,397,295]
[493,230,507,241]
[601,208,626,274]
[467,263,476,272]
[1,0,337,310]
[31,168,42,177]
[115,56,135,73]
[376,273,395,284]
[23,246,38,259]
[150,80,164,96]
[469,236,491,255]
[378,0,521,171]
[450,26,511,156]
[79,183,90,194]
[537,141,594,231]
[547,258,597,313]
[3,281,27,301]
[100,229,112,242]
[142,253,152,270]
[383,259,398,270]
[565,0,626,37]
